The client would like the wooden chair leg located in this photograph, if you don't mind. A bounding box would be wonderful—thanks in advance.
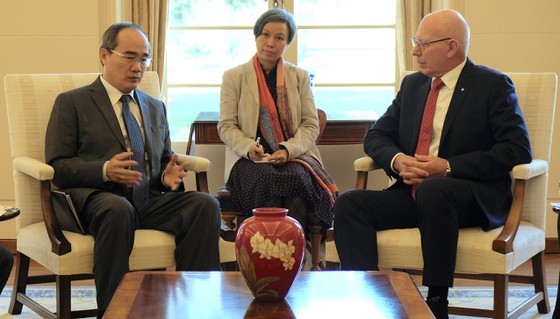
[9,252,29,314]
[493,274,508,319]
[222,212,237,230]
[220,215,238,242]
[532,251,550,314]
[309,212,322,271]
[221,261,239,271]
[56,275,72,319]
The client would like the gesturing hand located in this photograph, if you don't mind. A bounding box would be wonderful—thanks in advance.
[163,154,189,191]
[106,152,143,186]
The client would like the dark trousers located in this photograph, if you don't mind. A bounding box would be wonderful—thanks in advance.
[0,244,13,295]
[334,177,485,287]
[82,190,221,315]
[553,214,560,319]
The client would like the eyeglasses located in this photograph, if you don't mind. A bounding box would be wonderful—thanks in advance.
[110,50,152,68]
[410,37,451,51]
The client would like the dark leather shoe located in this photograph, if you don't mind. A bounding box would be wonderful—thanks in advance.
[426,296,449,319]
[0,207,19,221]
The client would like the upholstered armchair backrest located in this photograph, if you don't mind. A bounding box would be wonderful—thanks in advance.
[4,72,161,229]
[509,73,557,229]
[509,74,556,165]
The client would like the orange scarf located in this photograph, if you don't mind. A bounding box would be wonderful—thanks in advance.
[253,55,339,205]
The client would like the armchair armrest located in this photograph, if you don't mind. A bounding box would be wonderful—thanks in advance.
[176,154,211,193]
[12,156,71,255]
[511,159,547,180]
[493,160,548,254]
[354,156,379,172]
[354,156,381,189]
[13,156,54,181]
[176,154,211,173]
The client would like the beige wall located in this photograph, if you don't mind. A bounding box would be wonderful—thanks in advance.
[1,1,559,238]
[0,0,107,236]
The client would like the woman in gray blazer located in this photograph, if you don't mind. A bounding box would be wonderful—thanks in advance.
[218,8,337,239]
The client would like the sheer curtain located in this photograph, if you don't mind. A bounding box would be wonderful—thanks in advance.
[396,0,434,75]
[396,0,460,75]
[130,0,168,86]
[125,0,457,90]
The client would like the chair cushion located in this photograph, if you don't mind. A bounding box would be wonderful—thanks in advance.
[17,222,176,275]
[219,238,237,263]
[325,221,544,274]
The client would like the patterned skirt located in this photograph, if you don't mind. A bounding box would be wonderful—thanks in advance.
[226,158,335,228]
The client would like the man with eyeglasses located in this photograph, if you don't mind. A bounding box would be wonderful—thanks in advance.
[333,9,531,319]
[45,22,221,318]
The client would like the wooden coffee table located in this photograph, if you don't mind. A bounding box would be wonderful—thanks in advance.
[104,270,433,318]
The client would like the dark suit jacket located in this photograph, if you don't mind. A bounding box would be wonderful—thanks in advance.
[364,58,532,229]
[45,76,173,213]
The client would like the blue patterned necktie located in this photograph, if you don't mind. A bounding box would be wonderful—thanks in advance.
[121,95,149,212]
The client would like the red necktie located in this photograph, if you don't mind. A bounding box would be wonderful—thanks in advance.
[412,78,444,198]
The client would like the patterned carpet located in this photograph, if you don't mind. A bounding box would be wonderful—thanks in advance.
[419,286,558,318]
[0,287,96,318]
[0,286,557,318]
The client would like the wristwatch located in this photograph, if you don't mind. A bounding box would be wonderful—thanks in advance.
[445,161,452,177]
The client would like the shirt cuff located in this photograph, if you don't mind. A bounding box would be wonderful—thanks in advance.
[102,161,110,182]
[390,152,405,174]
[161,170,170,189]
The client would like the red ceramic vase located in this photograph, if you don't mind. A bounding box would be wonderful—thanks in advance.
[235,207,306,301]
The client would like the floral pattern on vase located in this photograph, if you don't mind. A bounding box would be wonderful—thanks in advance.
[235,207,305,301]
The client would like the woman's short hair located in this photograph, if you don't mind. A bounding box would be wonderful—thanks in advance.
[253,8,297,45]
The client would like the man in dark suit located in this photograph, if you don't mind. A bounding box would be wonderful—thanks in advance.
[45,22,221,318]
[333,9,532,319]
[0,245,12,295]
[554,213,560,319]
[0,208,19,295]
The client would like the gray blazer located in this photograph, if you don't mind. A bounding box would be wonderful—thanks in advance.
[218,58,321,182]
[45,76,172,212]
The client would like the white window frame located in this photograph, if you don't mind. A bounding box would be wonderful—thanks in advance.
[163,0,397,143]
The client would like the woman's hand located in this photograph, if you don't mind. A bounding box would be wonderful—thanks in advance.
[268,149,289,165]
[248,143,269,162]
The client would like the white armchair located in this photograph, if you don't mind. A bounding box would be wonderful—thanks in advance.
[327,72,558,319]
[4,72,212,319]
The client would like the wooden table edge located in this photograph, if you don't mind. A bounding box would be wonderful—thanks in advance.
[383,271,435,318]
[104,270,434,319]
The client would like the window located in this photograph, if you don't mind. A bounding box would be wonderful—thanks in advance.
[165,0,396,141]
